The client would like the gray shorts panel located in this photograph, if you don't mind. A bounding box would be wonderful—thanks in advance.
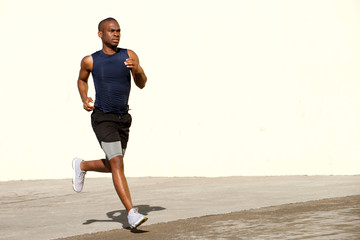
[101,141,126,160]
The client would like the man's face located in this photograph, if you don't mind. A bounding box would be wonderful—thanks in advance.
[99,20,121,47]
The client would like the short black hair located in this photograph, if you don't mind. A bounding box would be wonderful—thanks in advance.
[98,17,118,32]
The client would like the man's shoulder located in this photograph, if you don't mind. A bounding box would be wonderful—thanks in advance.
[82,54,93,62]
[81,55,93,71]
[126,49,139,60]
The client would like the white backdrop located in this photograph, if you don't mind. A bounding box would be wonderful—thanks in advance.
[0,0,359,180]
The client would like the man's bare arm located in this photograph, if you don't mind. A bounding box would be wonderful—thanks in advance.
[125,49,147,89]
[77,55,95,111]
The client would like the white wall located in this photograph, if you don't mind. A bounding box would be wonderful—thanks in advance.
[0,0,359,180]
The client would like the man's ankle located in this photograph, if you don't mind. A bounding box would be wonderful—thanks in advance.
[80,160,85,172]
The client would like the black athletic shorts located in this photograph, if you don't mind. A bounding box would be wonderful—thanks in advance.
[91,108,132,150]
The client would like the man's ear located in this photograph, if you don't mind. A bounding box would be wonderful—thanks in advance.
[98,31,102,38]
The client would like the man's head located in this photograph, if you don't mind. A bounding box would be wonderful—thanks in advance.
[98,17,121,48]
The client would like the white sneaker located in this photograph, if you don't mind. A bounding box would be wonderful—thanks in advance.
[72,157,86,193]
[128,208,148,229]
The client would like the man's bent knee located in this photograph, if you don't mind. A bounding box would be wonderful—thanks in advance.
[110,155,125,171]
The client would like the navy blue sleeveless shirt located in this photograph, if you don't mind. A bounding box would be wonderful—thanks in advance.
[92,48,131,114]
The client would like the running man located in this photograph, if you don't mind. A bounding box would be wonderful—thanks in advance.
[72,17,148,229]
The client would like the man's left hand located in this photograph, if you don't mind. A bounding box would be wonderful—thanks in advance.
[124,58,139,72]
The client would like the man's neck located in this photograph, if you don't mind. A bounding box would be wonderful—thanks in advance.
[102,45,118,55]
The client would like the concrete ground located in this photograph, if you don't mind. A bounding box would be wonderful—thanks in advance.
[0,176,359,240]
[57,195,360,240]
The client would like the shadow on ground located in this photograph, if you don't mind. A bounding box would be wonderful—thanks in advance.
[56,196,360,240]
[83,204,165,230]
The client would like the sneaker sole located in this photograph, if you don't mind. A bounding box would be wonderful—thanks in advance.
[72,158,83,193]
[131,216,148,229]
